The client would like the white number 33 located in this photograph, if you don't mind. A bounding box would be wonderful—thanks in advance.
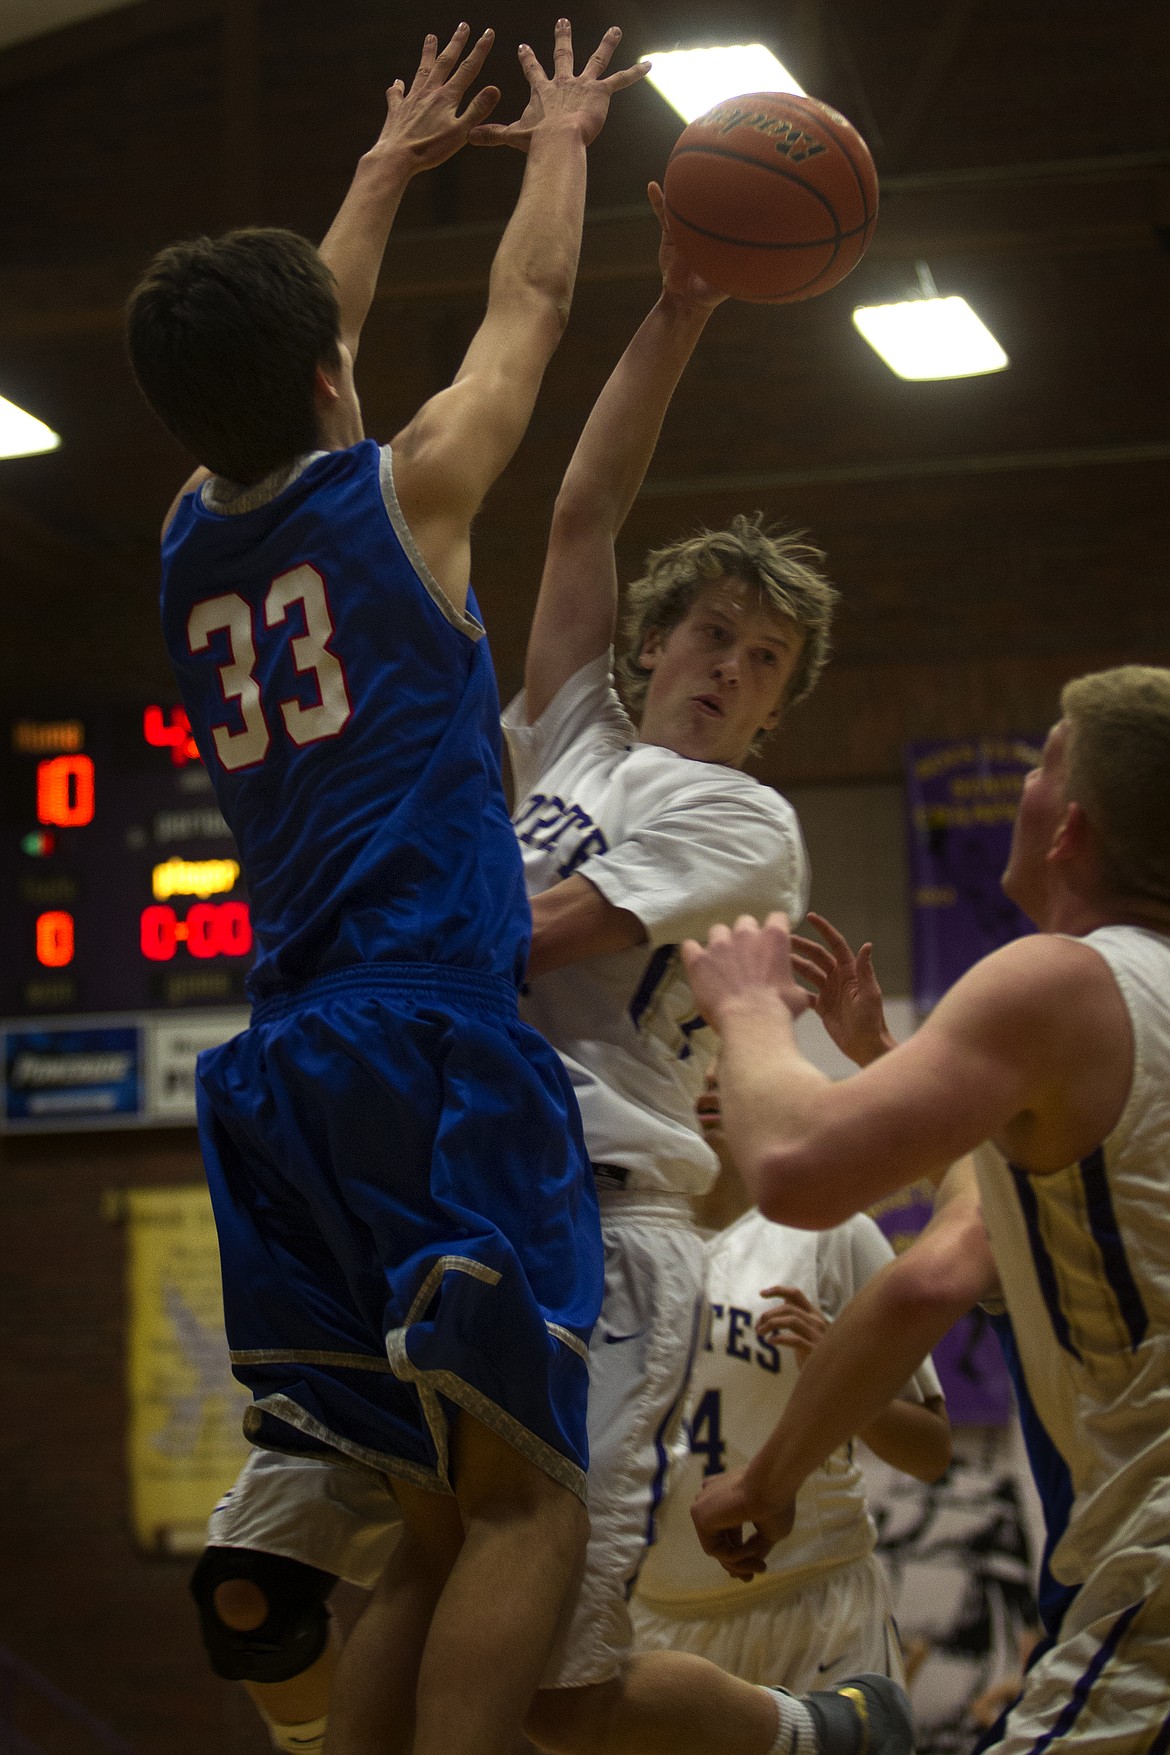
[187,565,352,771]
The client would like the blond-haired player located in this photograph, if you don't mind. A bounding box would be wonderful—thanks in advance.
[684,666,1170,1751]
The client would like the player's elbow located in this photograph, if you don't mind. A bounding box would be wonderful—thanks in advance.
[754,1148,855,1231]
[887,1242,988,1334]
[911,1408,953,1483]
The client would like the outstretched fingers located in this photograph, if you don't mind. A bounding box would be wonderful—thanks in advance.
[552,16,576,76]
[791,936,836,977]
[430,20,473,81]
[805,910,857,961]
[447,26,496,100]
[599,55,652,94]
[581,23,621,78]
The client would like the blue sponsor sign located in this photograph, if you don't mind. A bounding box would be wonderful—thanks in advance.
[4,1024,141,1125]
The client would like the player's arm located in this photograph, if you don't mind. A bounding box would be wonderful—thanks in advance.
[391,22,649,615]
[527,875,646,978]
[753,1278,951,1483]
[855,1394,950,1481]
[318,25,500,360]
[682,914,1124,1227]
[523,192,725,722]
[692,1159,991,1578]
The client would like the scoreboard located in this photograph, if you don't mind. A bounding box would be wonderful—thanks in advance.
[1,707,250,1131]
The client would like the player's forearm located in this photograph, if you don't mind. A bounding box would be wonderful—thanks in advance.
[554,292,715,538]
[858,1396,951,1483]
[486,124,589,352]
[717,1000,838,1222]
[744,1256,970,1509]
[319,147,415,357]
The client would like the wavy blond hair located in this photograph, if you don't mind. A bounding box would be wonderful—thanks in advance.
[617,513,838,749]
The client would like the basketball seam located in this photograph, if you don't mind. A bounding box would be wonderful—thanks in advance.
[667,142,844,241]
[775,92,877,229]
[662,195,866,254]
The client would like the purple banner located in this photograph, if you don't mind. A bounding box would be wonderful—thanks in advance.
[871,1185,1014,1426]
[904,736,1041,1014]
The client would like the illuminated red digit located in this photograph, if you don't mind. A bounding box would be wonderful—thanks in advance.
[37,754,95,827]
[186,903,220,958]
[217,901,253,957]
[141,905,178,961]
[36,910,74,967]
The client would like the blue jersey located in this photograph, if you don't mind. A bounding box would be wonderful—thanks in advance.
[160,441,530,1000]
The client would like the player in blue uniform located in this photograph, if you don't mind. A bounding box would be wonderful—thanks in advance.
[125,23,648,1755]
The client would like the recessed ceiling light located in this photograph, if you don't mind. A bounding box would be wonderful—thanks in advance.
[645,44,805,125]
[0,394,61,458]
[852,296,1009,381]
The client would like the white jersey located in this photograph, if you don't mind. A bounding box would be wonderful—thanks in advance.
[503,655,808,1196]
[635,1210,943,1610]
[974,923,1170,1590]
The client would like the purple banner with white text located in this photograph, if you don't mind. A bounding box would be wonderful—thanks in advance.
[904,736,1041,1014]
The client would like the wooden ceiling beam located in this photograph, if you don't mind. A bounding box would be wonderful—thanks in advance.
[3,153,1167,343]
[0,0,217,92]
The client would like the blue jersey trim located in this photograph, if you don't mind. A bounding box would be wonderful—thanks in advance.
[1078,1146,1148,1350]
[1010,1165,1083,1362]
[629,945,676,1031]
[1024,1596,1144,1753]
[1147,1706,1170,1755]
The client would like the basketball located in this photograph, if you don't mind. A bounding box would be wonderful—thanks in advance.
[662,92,879,303]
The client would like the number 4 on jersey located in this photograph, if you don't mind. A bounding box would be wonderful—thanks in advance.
[687,1388,727,1477]
[188,565,352,771]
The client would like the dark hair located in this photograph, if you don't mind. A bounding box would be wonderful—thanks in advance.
[126,227,341,484]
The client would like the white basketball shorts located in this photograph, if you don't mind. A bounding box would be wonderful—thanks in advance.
[631,1550,905,1695]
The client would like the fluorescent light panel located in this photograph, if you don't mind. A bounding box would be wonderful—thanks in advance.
[852,296,1009,381]
[0,394,60,458]
[646,44,805,124]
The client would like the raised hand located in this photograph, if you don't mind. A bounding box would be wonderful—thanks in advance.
[648,180,726,311]
[755,1284,828,1366]
[690,1466,796,1581]
[682,913,812,1034]
[469,19,650,152]
[371,23,501,173]
[790,911,896,1067]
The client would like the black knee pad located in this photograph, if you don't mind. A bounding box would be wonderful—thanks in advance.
[190,1546,337,1684]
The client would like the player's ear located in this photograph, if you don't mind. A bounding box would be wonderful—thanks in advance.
[1047,799,1090,867]
[312,363,341,412]
[638,626,664,672]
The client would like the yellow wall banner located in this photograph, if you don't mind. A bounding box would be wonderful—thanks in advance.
[123,1184,251,1555]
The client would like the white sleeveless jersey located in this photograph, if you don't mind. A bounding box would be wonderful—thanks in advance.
[503,656,808,1196]
[974,924,1170,1588]
[634,1210,943,1608]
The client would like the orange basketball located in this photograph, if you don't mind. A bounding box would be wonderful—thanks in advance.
[662,92,879,303]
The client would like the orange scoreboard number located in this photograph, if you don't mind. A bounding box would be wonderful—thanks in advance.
[36,754,95,827]
[35,910,75,967]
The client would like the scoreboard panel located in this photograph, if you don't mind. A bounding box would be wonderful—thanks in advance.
[1,707,250,1130]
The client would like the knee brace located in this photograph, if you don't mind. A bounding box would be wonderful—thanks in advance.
[190,1546,336,1684]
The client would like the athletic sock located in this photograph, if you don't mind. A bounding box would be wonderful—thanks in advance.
[761,1687,820,1755]
[266,1713,329,1754]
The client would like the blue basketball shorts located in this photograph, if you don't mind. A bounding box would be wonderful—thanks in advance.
[195,962,601,1502]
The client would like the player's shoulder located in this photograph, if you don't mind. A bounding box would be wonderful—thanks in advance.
[930,929,1128,1065]
[949,929,1122,1014]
